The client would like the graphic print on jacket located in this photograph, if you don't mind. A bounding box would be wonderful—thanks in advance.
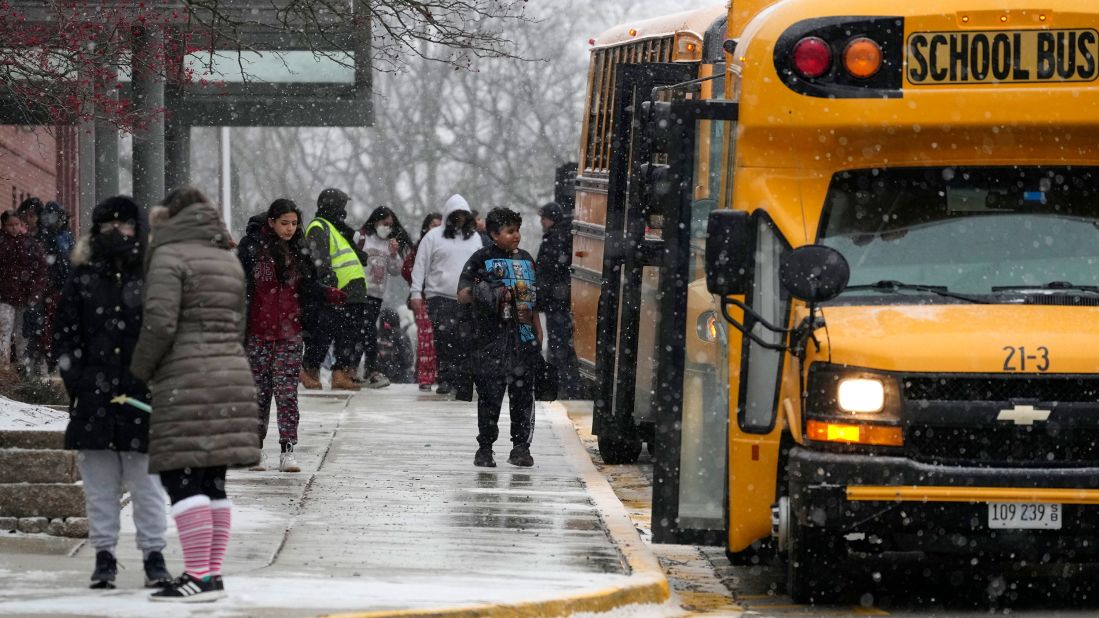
[484,257,537,344]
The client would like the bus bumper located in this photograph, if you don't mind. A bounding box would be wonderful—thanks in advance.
[787,447,1099,561]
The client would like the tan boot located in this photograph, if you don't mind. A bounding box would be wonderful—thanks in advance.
[330,369,361,391]
[299,368,322,390]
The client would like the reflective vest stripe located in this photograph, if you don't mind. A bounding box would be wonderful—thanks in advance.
[307,217,366,291]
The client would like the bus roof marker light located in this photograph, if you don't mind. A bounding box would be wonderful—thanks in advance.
[629,28,638,37]
[792,37,832,79]
[843,37,883,79]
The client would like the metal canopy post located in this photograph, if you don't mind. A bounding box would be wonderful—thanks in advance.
[132,26,166,208]
[93,65,120,202]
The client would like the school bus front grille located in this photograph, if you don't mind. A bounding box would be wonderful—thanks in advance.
[906,423,1099,468]
[583,36,675,173]
[903,376,1099,403]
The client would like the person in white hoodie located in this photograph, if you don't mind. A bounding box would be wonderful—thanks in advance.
[354,206,411,388]
[409,195,483,395]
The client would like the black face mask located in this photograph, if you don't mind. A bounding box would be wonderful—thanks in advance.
[93,230,140,262]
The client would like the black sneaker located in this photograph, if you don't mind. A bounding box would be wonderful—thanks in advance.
[508,446,534,467]
[143,551,172,588]
[150,572,220,603]
[436,383,452,395]
[474,448,496,467]
[211,574,226,599]
[90,550,117,589]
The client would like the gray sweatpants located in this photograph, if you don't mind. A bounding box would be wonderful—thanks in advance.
[77,450,168,557]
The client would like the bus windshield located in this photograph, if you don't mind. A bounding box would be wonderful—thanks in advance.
[818,167,1099,298]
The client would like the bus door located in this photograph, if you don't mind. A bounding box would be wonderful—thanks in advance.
[593,62,696,464]
[646,97,739,545]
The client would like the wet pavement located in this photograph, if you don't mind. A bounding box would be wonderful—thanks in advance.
[0,385,638,617]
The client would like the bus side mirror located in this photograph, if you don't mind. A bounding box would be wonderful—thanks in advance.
[779,245,850,304]
[705,210,753,296]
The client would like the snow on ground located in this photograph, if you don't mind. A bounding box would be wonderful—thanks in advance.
[0,396,68,431]
[0,571,638,617]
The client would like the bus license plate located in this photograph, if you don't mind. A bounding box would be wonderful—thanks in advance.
[907,29,1099,85]
[987,502,1062,529]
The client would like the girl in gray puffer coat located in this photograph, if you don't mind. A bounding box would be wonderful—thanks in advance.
[130,186,259,603]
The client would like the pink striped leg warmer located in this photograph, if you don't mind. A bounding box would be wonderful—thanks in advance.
[171,495,213,579]
[208,499,232,577]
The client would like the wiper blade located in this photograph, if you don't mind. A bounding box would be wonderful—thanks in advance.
[843,280,989,304]
[991,281,1099,293]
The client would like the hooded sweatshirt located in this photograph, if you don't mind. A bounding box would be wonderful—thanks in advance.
[410,194,483,301]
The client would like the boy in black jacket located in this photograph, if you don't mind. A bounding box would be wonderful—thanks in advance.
[457,208,543,468]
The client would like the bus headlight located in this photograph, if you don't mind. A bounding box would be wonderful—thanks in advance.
[837,378,885,413]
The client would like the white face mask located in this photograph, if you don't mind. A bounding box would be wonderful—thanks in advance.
[375,225,392,239]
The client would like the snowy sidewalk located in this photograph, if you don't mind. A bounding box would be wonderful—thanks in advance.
[0,385,665,617]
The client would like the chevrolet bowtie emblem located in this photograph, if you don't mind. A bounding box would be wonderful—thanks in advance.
[997,405,1052,426]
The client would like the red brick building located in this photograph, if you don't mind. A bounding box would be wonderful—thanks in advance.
[0,126,80,227]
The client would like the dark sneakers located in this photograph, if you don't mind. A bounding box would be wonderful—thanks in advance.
[474,448,496,467]
[436,383,453,395]
[150,572,221,603]
[90,550,117,589]
[508,446,534,467]
[143,551,173,588]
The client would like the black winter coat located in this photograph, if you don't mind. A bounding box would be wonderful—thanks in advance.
[535,220,573,313]
[55,239,151,452]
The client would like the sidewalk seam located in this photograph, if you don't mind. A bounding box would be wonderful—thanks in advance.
[260,393,352,571]
[323,400,670,618]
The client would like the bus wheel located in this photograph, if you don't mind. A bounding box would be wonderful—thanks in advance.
[598,434,643,464]
[786,512,844,604]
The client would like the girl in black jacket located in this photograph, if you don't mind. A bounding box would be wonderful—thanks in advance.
[54,196,172,590]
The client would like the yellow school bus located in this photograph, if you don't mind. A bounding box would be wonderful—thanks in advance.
[626,0,1099,602]
[570,5,727,462]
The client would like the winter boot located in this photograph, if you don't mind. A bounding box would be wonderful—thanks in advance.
[144,551,173,588]
[364,371,391,389]
[330,369,361,391]
[507,446,534,468]
[474,447,496,468]
[150,572,220,603]
[249,452,269,472]
[299,367,322,390]
[90,550,117,589]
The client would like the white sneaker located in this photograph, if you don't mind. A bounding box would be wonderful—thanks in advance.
[249,452,269,472]
[364,372,390,389]
[279,450,301,473]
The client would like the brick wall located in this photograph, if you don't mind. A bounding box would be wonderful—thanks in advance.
[0,126,58,211]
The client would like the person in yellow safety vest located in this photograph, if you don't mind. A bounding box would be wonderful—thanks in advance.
[301,188,369,391]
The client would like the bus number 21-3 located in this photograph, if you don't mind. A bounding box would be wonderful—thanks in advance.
[1003,346,1050,372]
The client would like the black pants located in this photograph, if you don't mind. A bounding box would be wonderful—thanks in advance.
[427,297,466,388]
[159,466,228,505]
[544,310,582,398]
[474,366,535,449]
[303,303,368,372]
[357,297,383,375]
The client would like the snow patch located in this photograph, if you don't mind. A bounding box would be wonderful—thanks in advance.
[0,396,68,431]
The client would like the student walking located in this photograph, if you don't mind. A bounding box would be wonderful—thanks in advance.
[535,202,582,398]
[130,187,260,603]
[239,199,342,473]
[0,209,46,378]
[54,196,172,590]
[457,207,543,468]
[301,188,369,391]
[355,206,411,388]
[409,195,483,395]
[402,213,442,391]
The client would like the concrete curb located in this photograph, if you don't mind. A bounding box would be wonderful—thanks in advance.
[324,401,669,618]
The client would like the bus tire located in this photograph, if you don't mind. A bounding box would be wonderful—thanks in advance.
[786,510,844,604]
[598,434,643,464]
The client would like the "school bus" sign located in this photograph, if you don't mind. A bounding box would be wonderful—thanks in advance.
[907,29,1099,85]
